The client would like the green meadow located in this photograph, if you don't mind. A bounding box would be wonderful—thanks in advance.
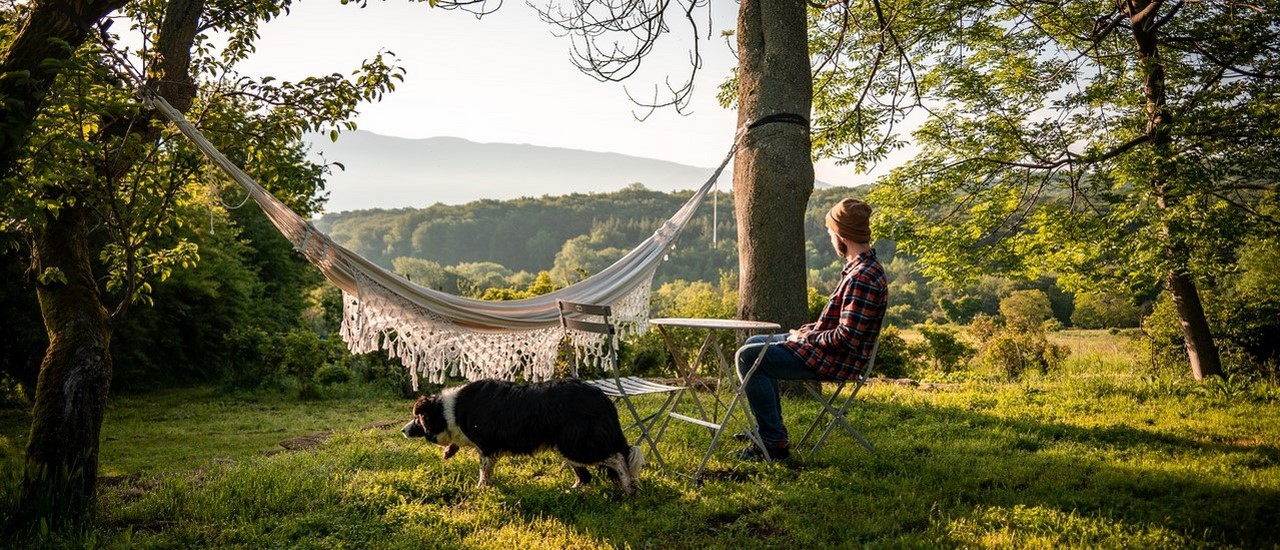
[2,330,1277,548]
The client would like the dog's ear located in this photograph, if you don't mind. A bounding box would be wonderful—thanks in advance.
[411,395,432,416]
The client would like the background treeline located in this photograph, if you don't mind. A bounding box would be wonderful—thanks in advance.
[2,185,1276,401]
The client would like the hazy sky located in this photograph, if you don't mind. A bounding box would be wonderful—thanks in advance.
[233,0,874,190]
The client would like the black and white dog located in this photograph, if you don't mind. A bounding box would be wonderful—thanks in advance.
[401,378,645,496]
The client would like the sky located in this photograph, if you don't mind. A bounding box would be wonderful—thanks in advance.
[233,0,875,192]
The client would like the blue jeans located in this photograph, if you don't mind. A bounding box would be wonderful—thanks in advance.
[736,334,820,445]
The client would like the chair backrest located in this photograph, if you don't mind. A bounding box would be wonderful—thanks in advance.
[859,339,881,381]
[556,300,620,379]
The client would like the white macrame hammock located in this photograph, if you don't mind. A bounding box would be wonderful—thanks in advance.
[137,86,735,389]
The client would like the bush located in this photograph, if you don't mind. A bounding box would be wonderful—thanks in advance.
[884,302,926,327]
[619,331,675,378]
[0,374,29,409]
[910,323,975,373]
[869,325,911,378]
[223,326,282,390]
[978,330,1068,379]
[1140,292,1280,380]
[313,364,351,386]
[968,313,1000,343]
[272,330,328,399]
[342,349,416,398]
[938,295,982,324]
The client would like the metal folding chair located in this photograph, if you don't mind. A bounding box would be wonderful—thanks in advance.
[556,300,684,474]
[797,339,880,457]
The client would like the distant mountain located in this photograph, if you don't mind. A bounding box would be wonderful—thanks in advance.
[306,131,831,213]
[306,131,731,212]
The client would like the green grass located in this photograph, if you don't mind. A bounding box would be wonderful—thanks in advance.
[2,331,1278,548]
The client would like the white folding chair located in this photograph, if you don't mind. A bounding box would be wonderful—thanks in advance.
[556,300,684,474]
[797,339,880,457]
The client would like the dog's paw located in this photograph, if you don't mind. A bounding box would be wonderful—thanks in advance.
[442,443,459,459]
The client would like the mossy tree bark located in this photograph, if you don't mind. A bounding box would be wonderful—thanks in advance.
[21,201,112,523]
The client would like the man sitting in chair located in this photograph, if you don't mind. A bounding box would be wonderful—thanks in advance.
[736,198,888,460]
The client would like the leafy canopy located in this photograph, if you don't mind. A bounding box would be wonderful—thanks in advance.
[809,0,1280,293]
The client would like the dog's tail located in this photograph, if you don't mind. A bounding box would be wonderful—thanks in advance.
[626,445,645,477]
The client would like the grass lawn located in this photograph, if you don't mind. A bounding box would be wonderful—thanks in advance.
[2,331,1278,548]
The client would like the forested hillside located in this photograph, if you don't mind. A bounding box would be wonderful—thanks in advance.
[314,183,743,287]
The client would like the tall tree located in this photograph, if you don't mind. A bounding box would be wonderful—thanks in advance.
[809,0,1279,379]
[1,0,403,523]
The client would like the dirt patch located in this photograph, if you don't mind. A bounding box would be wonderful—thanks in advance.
[276,430,333,452]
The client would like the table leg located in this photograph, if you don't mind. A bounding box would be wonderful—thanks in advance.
[656,324,714,423]
[690,340,773,484]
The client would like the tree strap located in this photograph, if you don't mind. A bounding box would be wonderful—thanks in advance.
[746,113,809,130]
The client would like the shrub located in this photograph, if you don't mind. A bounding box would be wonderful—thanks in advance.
[884,302,926,327]
[0,374,29,409]
[619,331,674,378]
[978,330,1069,379]
[938,295,982,324]
[911,323,975,373]
[342,349,416,398]
[1140,292,1280,380]
[968,313,1000,343]
[999,289,1053,332]
[223,326,282,390]
[273,330,328,399]
[313,364,352,386]
[806,286,828,321]
[869,325,911,379]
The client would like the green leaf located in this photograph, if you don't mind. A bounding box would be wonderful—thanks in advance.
[36,267,68,286]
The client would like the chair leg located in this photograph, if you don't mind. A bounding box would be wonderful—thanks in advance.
[798,382,846,450]
[802,382,876,457]
[619,392,682,476]
[813,393,875,455]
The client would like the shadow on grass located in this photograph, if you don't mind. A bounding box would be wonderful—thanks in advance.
[485,398,1280,548]
[5,388,1277,548]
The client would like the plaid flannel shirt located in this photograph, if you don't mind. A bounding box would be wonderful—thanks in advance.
[781,249,888,380]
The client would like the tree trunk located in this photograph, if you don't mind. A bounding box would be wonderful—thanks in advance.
[21,202,112,523]
[733,0,813,330]
[0,0,127,180]
[1166,268,1222,380]
[1128,0,1222,379]
[4,0,204,524]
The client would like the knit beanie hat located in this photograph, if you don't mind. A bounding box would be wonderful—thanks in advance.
[825,198,872,243]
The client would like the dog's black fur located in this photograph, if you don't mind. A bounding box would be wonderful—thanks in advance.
[401,378,644,495]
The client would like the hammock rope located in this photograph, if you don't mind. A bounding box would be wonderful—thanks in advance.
[101,43,807,387]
